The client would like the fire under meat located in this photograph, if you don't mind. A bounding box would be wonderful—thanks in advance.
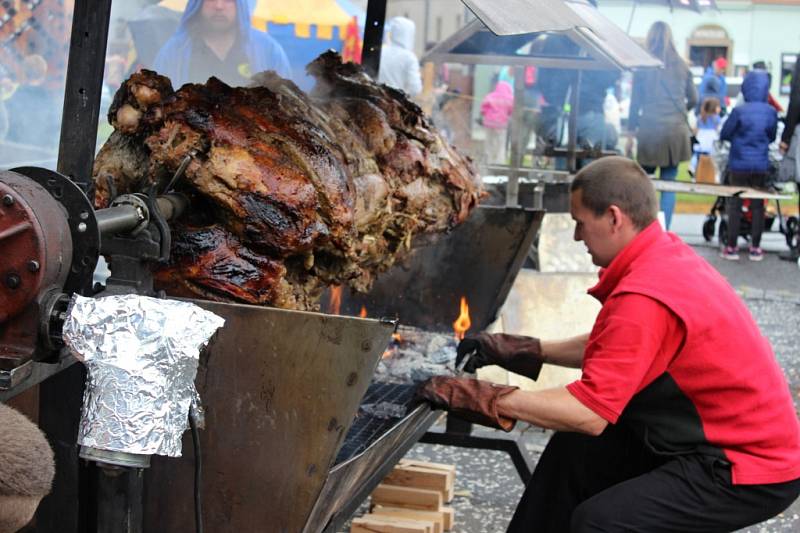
[93,51,480,311]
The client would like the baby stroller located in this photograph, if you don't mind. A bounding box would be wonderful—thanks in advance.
[701,141,799,248]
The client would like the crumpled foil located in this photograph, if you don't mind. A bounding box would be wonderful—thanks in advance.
[62,294,224,457]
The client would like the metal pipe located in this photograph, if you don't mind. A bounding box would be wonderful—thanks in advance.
[156,193,189,222]
[95,206,142,236]
[95,193,188,236]
[506,66,526,207]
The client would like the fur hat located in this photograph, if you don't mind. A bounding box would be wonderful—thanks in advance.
[0,404,54,497]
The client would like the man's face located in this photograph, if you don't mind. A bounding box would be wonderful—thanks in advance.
[571,190,618,268]
[714,63,725,75]
[201,0,237,33]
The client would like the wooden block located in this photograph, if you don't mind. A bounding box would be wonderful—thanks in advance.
[384,466,450,497]
[440,507,455,531]
[398,459,456,475]
[395,461,456,502]
[351,515,433,533]
[371,484,442,511]
[371,505,444,533]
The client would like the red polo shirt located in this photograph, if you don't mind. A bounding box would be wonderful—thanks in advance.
[566,222,800,485]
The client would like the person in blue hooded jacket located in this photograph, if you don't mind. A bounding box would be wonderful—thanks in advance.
[154,0,291,88]
[719,70,778,262]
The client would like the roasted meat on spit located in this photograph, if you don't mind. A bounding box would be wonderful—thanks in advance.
[93,51,480,310]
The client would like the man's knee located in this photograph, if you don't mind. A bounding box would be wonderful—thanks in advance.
[570,498,617,533]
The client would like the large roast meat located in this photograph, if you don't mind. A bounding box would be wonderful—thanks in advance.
[93,52,479,310]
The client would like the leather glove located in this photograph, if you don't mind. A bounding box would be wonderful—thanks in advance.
[416,376,518,431]
[456,332,545,380]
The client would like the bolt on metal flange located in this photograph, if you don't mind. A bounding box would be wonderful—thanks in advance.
[5,273,21,289]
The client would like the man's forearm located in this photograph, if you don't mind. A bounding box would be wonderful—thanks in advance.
[540,333,589,368]
[496,386,608,435]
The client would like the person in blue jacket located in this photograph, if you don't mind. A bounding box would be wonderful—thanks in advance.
[719,70,778,262]
[154,0,291,88]
[698,57,728,116]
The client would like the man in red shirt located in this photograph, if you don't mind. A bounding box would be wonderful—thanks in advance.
[418,156,800,531]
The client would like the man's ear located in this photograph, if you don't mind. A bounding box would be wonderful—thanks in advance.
[608,205,625,231]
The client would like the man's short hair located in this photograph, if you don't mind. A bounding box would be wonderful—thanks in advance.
[0,404,54,498]
[570,156,658,230]
[0,404,54,532]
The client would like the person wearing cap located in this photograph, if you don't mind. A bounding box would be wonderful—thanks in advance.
[417,156,800,532]
[698,56,729,115]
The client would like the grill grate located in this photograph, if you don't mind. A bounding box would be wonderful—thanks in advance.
[335,381,417,464]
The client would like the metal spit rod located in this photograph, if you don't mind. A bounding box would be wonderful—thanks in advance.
[94,193,188,236]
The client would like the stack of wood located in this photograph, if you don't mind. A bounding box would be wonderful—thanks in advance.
[350,460,456,533]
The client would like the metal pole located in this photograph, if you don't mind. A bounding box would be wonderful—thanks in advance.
[567,71,581,173]
[57,0,112,192]
[423,0,431,51]
[362,0,388,79]
[506,66,526,207]
[38,1,114,531]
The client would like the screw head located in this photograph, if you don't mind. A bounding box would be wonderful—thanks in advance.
[2,194,13,206]
[27,260,40,273]
[5,273,21,289]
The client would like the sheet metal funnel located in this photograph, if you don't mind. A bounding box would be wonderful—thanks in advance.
[142,301,396,533]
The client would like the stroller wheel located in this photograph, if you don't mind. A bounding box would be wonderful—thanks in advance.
[718,219,728,246]
[702,217,716,242]
[786,216,799,248]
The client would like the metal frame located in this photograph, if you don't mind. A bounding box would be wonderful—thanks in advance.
[362,0,388,78]
[37,1,114,532]
[420,426,533,483]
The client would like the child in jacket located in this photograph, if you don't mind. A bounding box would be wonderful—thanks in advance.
[719,70,778,261]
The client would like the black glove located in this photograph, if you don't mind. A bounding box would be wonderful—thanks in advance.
[456,332,545,380]
[416,376,519,431]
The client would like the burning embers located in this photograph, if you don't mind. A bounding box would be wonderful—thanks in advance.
[374,296,472,382]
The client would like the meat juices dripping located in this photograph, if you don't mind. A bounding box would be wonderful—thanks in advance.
[93,51,480,311]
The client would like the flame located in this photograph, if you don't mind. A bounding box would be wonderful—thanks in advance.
[452,296,471,341]
[383,332,403,359]
[359,306,367,318]
[329,286,342,315]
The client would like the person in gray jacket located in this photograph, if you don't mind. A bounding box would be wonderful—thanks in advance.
[628,21,697,230]
[378,17,422,97]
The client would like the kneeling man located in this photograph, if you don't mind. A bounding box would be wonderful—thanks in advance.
[418,156,800,532]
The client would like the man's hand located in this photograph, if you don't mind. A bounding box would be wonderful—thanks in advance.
[456,333,545,379]
[780,141,789,154]
[416,376,519,431]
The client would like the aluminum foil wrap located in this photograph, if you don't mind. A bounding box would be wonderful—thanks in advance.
[62,294,225,457]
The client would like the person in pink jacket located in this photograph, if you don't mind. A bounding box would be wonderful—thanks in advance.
[480,79,514,164]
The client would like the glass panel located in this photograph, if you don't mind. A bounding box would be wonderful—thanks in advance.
[96,0,369,145]
[0,0,72,170]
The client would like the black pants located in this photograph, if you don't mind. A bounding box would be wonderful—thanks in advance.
[507,425,800,532]
[726,171,767,248]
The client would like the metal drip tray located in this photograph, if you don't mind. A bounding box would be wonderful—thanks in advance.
[335,382,418,464]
